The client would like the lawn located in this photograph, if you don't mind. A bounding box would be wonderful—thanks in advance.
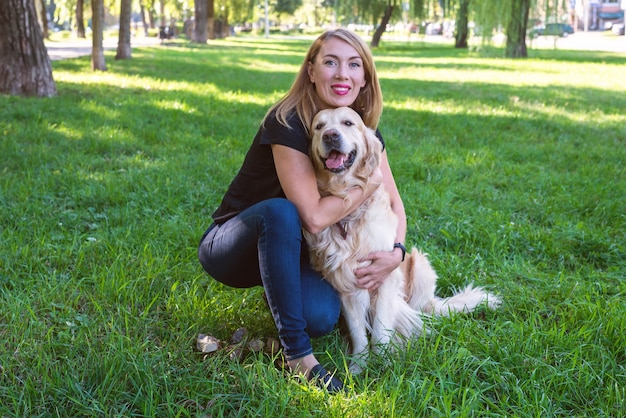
[1,35,625,416]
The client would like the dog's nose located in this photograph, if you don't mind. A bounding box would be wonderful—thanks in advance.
[322,129,341,146]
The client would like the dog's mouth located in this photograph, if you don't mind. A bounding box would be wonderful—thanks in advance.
[323,149,356,173]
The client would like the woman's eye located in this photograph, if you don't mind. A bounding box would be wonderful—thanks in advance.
[349,62,361,68]
[323,59,338,66]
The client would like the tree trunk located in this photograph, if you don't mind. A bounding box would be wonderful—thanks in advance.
[505,0,530,58]
[116,0,132,60]
[149,11,155,29]
[0,0,56,97]
[145,0,156,29]
[208,0,215,40]
[455,0,470,48]
[35,0,49,39]
[76,0,86,38]
[371,3,394,48]
[140,1,149,36]
[193,0,208,43]
[91,0,107,71]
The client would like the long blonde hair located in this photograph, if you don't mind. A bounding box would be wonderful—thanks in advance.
[267,29,383,134]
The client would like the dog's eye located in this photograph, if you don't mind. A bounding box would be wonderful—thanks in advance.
[315,123,325,130]
[343,120,354,127]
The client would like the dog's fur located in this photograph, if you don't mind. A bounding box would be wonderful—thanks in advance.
[303,107,500,374]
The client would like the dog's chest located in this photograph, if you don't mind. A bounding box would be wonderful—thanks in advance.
[324,188,398,256]
[350,189,397,250]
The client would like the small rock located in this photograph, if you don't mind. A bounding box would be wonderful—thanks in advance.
[247,338,264,352]
[226,344,244,361]
[231,327,248,344]
[196,334,219,353]
[265,337,281,356]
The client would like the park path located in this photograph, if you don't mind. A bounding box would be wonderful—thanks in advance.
[46,31,625,61]
[46,36,161,61]
[391,31,626,54]
[526,31,626,53]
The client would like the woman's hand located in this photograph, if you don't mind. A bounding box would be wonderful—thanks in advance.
[354,247,403,291]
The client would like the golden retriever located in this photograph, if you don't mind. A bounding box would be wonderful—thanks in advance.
[304,107,500,374]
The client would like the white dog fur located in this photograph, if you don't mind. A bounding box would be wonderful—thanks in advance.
[303,107,500,374]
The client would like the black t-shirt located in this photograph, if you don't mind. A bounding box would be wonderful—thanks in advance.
[211,109,384,224]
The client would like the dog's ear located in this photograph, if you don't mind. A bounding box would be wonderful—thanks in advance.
[357,125,382,181]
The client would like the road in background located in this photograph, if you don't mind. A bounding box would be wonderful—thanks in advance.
[527,31,626,53]
[46,30,625,61]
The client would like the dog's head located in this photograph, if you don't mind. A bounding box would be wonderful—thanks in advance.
[310,107,382,195]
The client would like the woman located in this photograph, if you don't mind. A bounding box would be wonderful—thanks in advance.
[198,29,407,392]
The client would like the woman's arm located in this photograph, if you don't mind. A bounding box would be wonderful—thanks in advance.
[354,149,407,290]
[380,149,407,249]
[272,144,382,235]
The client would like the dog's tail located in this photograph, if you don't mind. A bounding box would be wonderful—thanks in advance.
[403,248,501,315]
[428,284,501,316]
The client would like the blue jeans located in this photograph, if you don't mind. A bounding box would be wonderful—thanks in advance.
[198,198,341,360]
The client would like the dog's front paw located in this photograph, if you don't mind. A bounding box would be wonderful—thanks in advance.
[348,360,365,375]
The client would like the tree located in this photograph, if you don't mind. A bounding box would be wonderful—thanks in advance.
[275,0,303,15]
[208,0,214,40]
[454,0,470,48]
[505,0,530,58]
[139,0,150,36]
[228,0,255,24]
[149,0,157,28]
[76,0,86,38]
[193,0,209,43]
[370,0,396,47]
[0,0,57,97]
[116,0,132,59]
[473,0,532,58]
[35,0,49,39]
[91,0,107,70]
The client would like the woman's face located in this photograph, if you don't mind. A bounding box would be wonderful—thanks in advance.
[307,37,367,109]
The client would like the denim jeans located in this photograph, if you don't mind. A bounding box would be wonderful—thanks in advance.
[198,198,341,360]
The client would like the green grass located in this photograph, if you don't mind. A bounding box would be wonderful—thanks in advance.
[1,36,625,416]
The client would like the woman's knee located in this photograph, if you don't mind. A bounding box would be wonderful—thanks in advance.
[305,305,340,338]
[264,198,299,220]
[302,286,341,338]
[257,198,301,230]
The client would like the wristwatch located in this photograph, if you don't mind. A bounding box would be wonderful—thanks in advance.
[393,242,407,262]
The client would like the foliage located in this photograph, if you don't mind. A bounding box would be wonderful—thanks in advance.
[274,0,303,16]
[410,0,428,20]
[472,0,512,35]
[228,0,256,24]
[1,37,625,416]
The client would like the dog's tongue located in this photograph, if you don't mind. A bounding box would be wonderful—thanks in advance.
[325,151,347,169]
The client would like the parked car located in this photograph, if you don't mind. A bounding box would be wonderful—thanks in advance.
[612,23,625,35]
[530,23,575,38]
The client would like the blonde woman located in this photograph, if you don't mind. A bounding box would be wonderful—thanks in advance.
[198,29,406,392]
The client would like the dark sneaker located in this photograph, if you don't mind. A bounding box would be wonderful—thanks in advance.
[308,364,345,394]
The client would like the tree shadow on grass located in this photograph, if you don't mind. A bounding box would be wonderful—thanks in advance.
[6,40,624,270]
